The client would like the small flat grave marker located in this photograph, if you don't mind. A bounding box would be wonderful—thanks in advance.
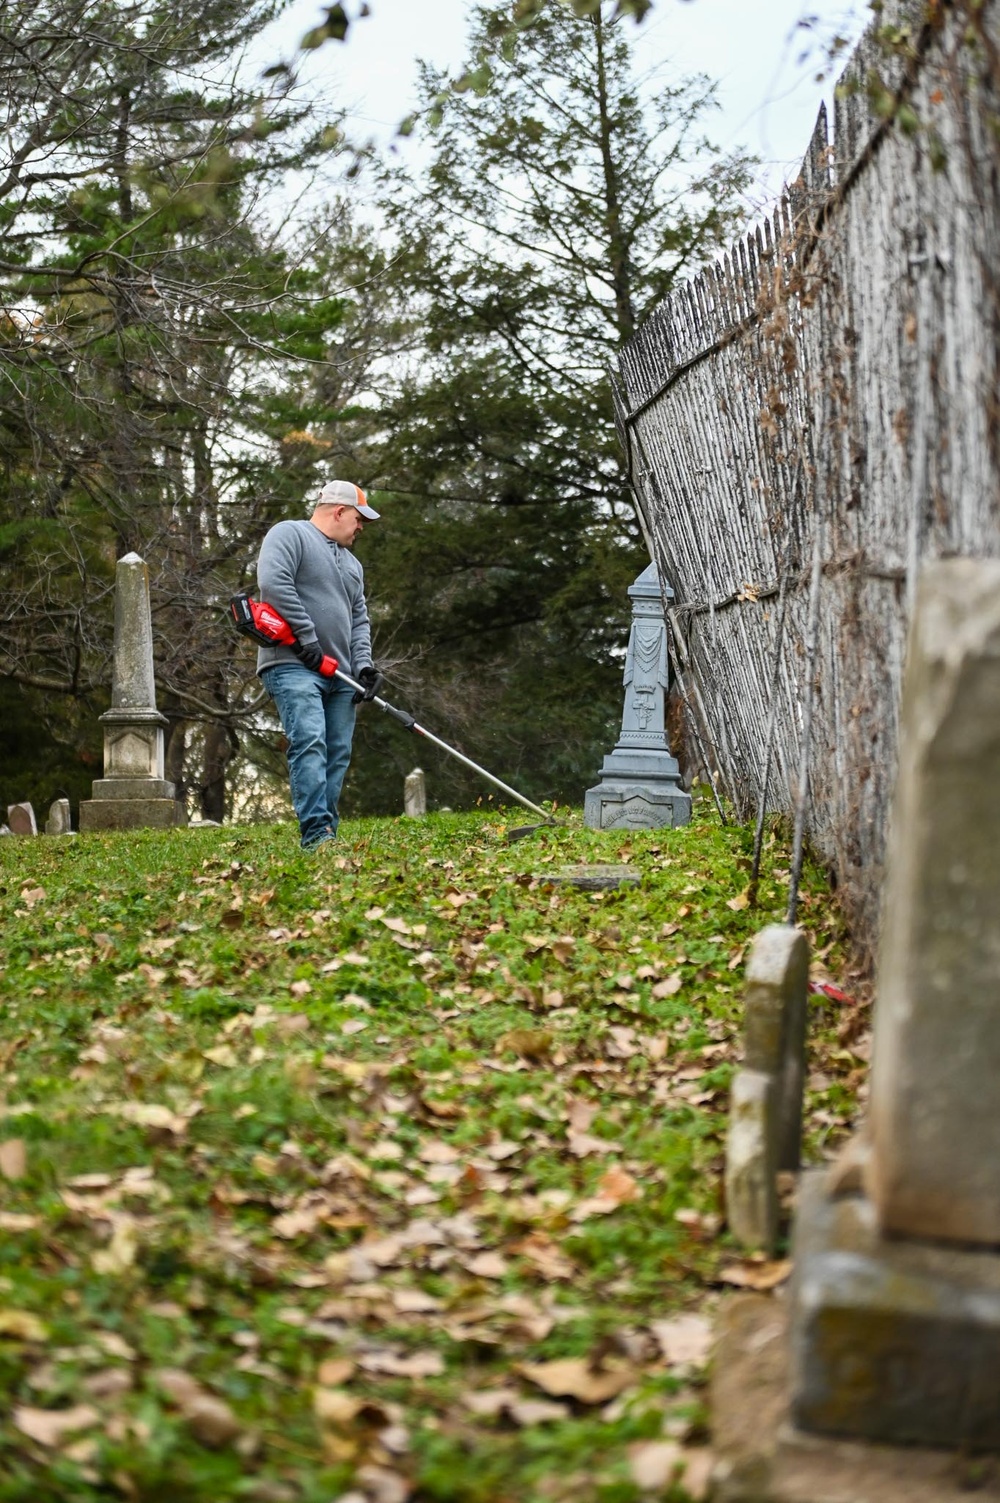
[542,864,641,891]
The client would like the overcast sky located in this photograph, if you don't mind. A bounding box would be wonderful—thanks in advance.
[251,0,869,212]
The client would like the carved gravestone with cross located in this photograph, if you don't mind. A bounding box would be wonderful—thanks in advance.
[584,562,691,830]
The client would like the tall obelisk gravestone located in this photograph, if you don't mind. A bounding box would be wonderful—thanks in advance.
[80,553,185,831]
[584,562,690,829]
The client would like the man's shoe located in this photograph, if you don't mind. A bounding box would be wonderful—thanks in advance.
[302,829,337,853]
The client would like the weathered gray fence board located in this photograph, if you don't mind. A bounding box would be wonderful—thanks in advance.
[616,0,1000,954]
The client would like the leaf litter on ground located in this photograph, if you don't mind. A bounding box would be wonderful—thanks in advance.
[0,803,862,1502]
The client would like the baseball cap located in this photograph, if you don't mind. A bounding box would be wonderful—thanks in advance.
[315,479,380,520]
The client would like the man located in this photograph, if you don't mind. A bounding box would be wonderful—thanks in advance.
[257,479,382,850]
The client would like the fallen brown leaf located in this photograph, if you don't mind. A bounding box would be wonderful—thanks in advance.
[568,1130,618,1158]
[391,1289,443,1314]
[155,1368,241,1447]
[566,1098,598,1133]
[650,1313,713,1368]
[108,1102,189,1137]
[517,1356,632,1404]
[357,1349,445,1378]
[678,1447,715,1500]
[14,1404,98,1447]
[202,1044,238,1068]
[92,1216,139,1275]
[0,1309,48,1342]
[314,1387,363,1426]
[422,1097,462,1120]
[464,1251,509,1280]
[464,1387,519,1416]
[498,1029,553,1061]
[355,1464,411,1503]
[485,1139,521,1161]
[629,1438,682,1490]
[0,1139,26,1180]
[418,1140,460,1165]
[719,1258,792,1291]
[513,1231,576,1281]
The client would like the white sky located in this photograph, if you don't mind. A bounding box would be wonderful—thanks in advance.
[251,0,870,212]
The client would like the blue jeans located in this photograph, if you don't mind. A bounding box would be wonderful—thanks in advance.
[263,664,356,848]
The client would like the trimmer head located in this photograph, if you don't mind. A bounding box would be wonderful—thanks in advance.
[505,821,556,844]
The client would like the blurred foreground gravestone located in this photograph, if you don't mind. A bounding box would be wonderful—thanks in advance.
[584,563,691,830]
[403,768,426,818]
[725,926,809,1254]
[711,559,1000,1502]
[7,803,37,836]
[79,554,185,832]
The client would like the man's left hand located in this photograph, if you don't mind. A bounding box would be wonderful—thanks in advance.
[351,665,383,704]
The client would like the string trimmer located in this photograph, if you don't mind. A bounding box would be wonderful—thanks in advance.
[229,591,555,834]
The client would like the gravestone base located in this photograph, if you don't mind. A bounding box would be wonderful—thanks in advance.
[79,798,186,832]
[85,777,178,801]
[790,1170,1000,1451]
[584,755,691,830]
[711,1292,1000,1503]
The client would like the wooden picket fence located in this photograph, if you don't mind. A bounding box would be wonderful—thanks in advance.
[614,0,1000,956]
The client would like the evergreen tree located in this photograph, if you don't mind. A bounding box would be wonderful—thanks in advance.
[339,2,753,814]
[0,0,350,818]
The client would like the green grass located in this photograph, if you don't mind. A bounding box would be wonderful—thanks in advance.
[0,803,863,1502]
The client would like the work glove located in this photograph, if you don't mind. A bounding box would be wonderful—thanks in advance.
[295,641,325,673]
[351,665,383,704]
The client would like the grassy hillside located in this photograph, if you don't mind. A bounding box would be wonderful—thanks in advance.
[0,805,863,1503]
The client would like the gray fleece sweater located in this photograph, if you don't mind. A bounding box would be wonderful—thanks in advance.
[255,520,373,679]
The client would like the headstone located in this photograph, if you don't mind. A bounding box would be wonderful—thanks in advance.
[725,926,809,1252]
[45,798,72,836]
[725,1070,778,1254]
[744,926,809,1173]
[403,767,427,818]
[79,553,185,831]
[584,563,691,830]
[7,803,37,836]
[786,559,1000,1449]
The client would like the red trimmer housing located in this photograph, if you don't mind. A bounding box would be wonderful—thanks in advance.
[229,591,338,677]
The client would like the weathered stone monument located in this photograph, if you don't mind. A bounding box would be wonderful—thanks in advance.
[403,767,426,818]
[7,803,37,836]
[725,926,809,1253]
[79,553,185,832]
[584,563,691,830]
[711,559,1000,1501]
[45,798,72,836]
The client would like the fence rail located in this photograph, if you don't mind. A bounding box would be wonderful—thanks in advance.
[615,0,1000,955]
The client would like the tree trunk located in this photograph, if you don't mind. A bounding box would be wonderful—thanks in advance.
[165,719,188,805]
[593,8,635,345]
[201,720,235,823]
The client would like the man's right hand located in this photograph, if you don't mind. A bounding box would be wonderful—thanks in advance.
[295,641,324,672]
